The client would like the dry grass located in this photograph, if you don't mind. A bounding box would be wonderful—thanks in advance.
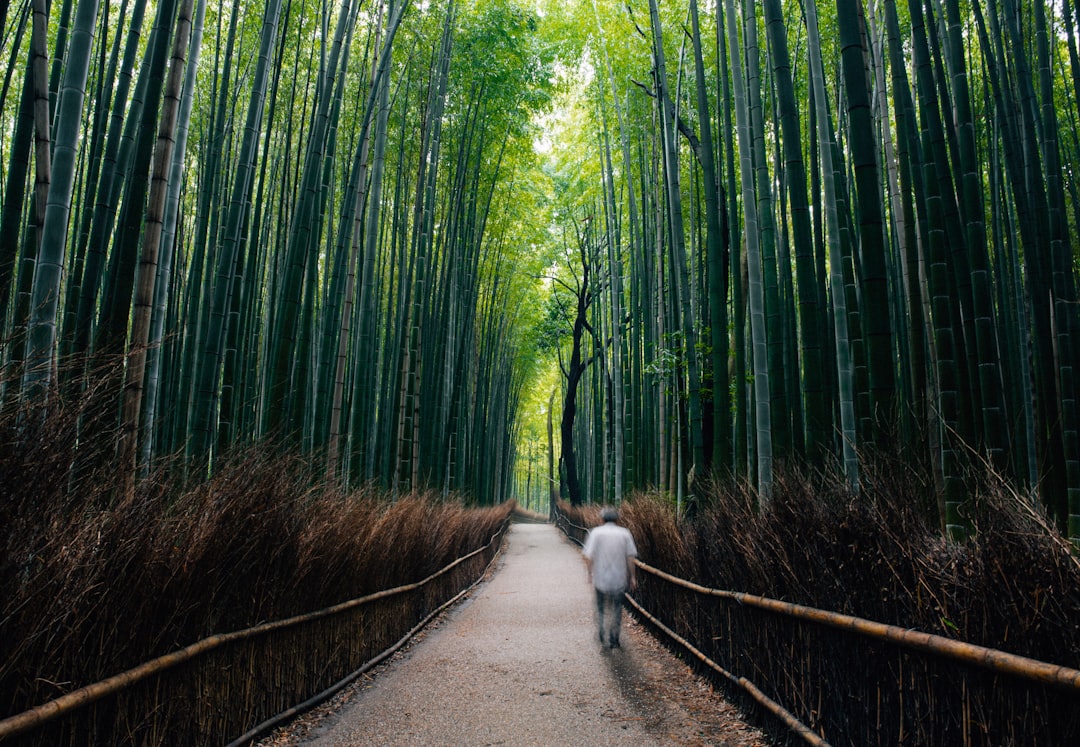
[0,374,511,723]
[686,465,1080,663]
[558,462,1080,743]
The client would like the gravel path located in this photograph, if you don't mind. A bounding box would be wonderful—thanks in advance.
[262,522,767,746]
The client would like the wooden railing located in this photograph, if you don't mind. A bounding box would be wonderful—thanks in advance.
[0,521,509,746]
[553,504,1080,745]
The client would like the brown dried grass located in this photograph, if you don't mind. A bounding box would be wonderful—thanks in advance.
[560,461,1080,743]
[0,378,510,721]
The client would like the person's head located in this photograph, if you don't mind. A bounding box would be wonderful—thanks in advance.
[600,507,619,524]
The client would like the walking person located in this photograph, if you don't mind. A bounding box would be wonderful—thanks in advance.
[582,507,638,649]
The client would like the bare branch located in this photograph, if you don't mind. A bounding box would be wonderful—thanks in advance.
[631,78,655,98]
[625,4,649,40]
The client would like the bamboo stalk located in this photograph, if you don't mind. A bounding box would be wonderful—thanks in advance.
[634,560,1080,690]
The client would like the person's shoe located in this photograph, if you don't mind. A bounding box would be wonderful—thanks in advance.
[609,636,620,649]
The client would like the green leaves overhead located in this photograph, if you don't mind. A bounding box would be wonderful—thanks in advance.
[528,0,1080,537]
[0,0,555,505]
[5,0,1080,537]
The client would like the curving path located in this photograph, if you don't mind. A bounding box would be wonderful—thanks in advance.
[264,522,766,746]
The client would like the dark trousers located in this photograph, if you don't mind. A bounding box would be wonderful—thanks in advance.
[594,588,625,645]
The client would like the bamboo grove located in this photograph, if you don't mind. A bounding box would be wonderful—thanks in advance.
[0,0,554,503]
[4,0,1080,541]
[537,0,1080,543]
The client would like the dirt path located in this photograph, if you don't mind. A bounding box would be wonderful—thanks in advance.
[261,522,767,746]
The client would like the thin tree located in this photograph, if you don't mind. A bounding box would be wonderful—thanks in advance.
[724,0,772,498]
[22,0,102,400]
[118,0,196,492]
[555,219,604,506]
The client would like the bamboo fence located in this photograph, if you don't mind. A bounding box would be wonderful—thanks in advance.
[555,505,1080,745]
[0,522,508,746]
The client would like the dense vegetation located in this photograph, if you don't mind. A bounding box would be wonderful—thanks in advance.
[561,482,1080,742]
[1,0,554,504]
[0,385,512,720]
[4,0,1080,735]
[538,0,1080,544]
[3,0,1080,532]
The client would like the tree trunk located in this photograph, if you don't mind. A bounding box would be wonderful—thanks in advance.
[22,0,102,400]
[724,0,772,498]
[119,0,195,493]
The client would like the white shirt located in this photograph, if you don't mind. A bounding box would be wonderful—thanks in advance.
[582,522,638,594]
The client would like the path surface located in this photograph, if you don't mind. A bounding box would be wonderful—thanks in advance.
[263,522,766,746]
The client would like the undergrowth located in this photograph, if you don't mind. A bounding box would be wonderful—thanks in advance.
[0,382,510,721]
[560,463,1080,743]
[565,465,1080,665]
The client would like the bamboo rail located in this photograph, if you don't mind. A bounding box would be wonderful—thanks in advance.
[0,524,507,742]
[624,593,831,746]
[552,511,588,545]
[634,559,1080,691]
[552,503,1080,743]
[226,532,508,747]
[554,509,833,743]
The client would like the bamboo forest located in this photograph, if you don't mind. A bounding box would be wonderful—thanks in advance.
[4,0,1080,742]
[4,0,1080,535]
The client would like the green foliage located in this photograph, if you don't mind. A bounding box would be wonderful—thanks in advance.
[454,0,553,119]
[5,0,1080,532]
[536,291,570,351]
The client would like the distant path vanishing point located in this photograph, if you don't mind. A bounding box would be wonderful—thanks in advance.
[271,522,766,746]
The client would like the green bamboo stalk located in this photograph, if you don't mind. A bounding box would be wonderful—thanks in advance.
[649,0,705,495]
[118,0,195,490]
[763,0,827,462]
[688,0,730,476]
[327,1,389,483]
[22,0,101,400]
[881,0,930,448]
[95,0,180,358]
[140,0,206,470]
[724,0,771,498]
[837,0,895,436]
[741,0,789,460]
[1032,0,1080,541]
[714,1,746,480]
[59,0,137,369]
[45,0,74,121]
[29,0,50,273]
[266,0,360,440]
[0,61,34,332]
[942,0,1008,468]
[806,0,857,490]
[909,0,965,534]
[187,0,285,464]
[68,0,149,363]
